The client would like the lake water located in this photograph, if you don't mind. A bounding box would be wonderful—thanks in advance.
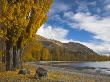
[52,61,110,75]
[71,61,110,69]
[37,61,110,69]
[36,61,110,75]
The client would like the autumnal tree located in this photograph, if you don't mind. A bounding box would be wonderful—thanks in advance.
[0,0,53,71]
[41,47,50,61]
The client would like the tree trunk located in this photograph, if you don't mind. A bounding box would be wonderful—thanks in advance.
[13,37,23,69]
[6,41,14,71]
[6,42,22,71]
[5,36,23,71]
[13,46,22,69]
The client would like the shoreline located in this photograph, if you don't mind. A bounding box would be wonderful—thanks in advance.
[0,62,110,82]
[28,61,110,76]
[27,62,110,82]
[34,64,110,76]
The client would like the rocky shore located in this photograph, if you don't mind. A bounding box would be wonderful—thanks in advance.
[29,62,110,82]
[0,62,110,82]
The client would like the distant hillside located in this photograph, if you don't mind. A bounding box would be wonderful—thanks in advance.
[37,35,97,55]
[22,35,110,61]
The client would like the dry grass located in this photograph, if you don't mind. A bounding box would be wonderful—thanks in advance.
[0,62,110,82]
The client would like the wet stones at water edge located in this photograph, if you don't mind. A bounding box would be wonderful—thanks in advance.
[18,69,30,75]
[35,67,47,78]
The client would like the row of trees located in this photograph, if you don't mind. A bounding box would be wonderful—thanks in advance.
[0,0,53,71]
[22,40,51,62]
[22,40,110,62]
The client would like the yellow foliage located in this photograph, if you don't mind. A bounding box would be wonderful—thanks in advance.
[0,0,53,47]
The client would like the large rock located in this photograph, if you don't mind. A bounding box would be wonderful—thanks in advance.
[35,67,47,78]
[18,69,30,75]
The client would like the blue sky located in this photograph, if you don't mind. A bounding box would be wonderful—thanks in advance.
[37,0,110,55]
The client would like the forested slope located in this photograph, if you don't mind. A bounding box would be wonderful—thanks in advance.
[22,35,110,61]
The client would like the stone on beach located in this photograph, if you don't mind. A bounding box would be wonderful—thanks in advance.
[18,69,30,75]
[35,67,47,78]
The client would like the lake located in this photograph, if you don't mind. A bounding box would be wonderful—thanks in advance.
[37,61,110,68]
[36,61,110,75]
[70,61,110,69]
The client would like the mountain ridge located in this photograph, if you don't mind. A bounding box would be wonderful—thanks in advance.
[36,35,97,56]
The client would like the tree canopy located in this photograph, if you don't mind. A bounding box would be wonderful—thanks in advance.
[0,0,53,47]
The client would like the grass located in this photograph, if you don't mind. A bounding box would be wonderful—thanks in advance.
[0,62,110,82]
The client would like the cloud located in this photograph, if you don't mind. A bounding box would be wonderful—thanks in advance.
[106,4,110,10]
[65,12,110,42]
[37,25,71,43]
[64,11,74,18]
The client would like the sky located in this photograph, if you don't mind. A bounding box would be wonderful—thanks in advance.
[37,0,110,55]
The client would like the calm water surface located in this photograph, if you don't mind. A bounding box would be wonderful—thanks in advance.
[49,61,110,75]
[29,61,110,75]
[71,61,110,69]
[37,61,110,69]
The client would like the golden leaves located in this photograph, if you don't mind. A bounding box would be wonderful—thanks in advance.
[0,0,53,47]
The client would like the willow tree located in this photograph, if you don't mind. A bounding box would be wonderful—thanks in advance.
[0,0,53,71]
